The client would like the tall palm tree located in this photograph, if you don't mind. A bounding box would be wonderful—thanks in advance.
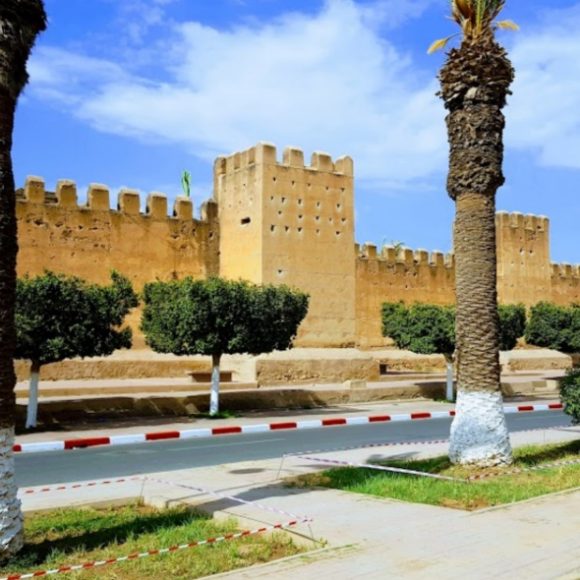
[430,1,517,466]
[0,0,46,561]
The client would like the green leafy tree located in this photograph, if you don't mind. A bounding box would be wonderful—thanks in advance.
[560,368,580,425]
[15,272,138,428]
[141,277,309,416]
[498,304,527,351]
[383,302,526,401]
[383,303,457,401]
[0,0,47,561]
[525,302,580,353]
[432,0,519,466]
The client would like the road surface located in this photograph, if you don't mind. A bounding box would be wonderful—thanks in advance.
[15,411,572,487]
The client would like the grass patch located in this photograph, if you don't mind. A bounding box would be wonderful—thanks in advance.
[290,440,580,511]
[0,504,303,579]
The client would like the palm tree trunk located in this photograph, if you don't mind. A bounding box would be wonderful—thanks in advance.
[0,0,47,560]
[450,191,511,465]
[0,90,23,561]
[440,40,514,466]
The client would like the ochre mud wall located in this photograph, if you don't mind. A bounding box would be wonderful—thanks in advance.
[16,177,219,347]
[15,144,580,351]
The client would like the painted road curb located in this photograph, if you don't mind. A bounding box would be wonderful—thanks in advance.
[13,403,564,454]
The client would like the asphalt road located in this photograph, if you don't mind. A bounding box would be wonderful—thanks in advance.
[15,411,572,487]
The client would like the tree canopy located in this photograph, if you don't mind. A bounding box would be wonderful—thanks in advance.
[382,302,526,356]
[525,302,580,354]
[15,271,138,365]
[141,277,309,358]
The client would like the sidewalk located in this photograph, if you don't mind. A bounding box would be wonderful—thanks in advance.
[18,424,580,579]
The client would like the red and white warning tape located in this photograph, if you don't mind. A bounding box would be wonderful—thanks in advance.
[18,476,141,496]
[468,457,580,481]
[18,477,310,522]
[142,476,310,522]
[0,519,306,580]
[13,403,565,454]
[298,455,464,482]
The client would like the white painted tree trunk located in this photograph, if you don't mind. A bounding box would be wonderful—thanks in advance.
[449,390,512,466]
[210,354,220,417]
[25,363,40,429]
[445,359,454,402]
[0,427,23,561]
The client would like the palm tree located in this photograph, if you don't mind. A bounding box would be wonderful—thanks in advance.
[0,0,46,561]
[430,1,517,466]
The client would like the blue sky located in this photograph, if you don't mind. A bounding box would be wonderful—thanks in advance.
[14,0,580,263]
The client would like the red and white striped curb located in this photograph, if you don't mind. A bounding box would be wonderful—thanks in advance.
[13,403,565,454]
[0,519,306,580]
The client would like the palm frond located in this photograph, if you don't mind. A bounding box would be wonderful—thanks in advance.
[430,0,517,52]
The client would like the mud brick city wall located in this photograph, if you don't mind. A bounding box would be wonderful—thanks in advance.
[16,143,580,350]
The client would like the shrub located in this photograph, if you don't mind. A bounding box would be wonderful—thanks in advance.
[525,302,580,353]
[560,368,580,425]
[498,304,527,351]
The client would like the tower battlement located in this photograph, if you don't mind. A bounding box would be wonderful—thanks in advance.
[496,211,549,232]
[18,176,218,222]
[214,143,354,177]
[356,243,455,270]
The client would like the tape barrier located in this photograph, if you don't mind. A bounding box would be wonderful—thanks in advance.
[0,519,306,580]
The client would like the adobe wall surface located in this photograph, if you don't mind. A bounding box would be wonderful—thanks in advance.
[216,143,356,347]
[15,143,580,354]
[16,177,219,347]
[355,245,456,348]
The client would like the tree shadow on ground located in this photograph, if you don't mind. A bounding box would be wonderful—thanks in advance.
[9,508,200,568]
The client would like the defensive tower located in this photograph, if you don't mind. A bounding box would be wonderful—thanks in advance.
[215,143,356,347]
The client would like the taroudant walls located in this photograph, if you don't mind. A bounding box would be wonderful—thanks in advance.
[16,143,580,350]
[16,177,219,347]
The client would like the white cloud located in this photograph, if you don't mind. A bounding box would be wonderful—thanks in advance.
[507,6,580,169]
[28,0,447,189]
[25,0,580,190]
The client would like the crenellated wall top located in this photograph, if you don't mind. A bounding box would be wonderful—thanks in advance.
[496,211,549,232]
[17,176,218,223]
[214,142,354,177]
[355,242,455,270]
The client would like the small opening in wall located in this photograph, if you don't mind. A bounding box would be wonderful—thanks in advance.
[241,217,251,225]
[328,217,333,223]
[298,227,303,233]
[270,196,274,201]
[285,226,290,233]
[379,363,388,376]
[325,186,329,191]
[316,229,320,236]
[292,180,296,187]
[298,199,303,205]
[341,218,347,224]
[277,269,284,276]
[315,216,320,222]
[336,231,341,237]
[337,203,342,211]
[273,176,277,182]
[281,197,286,204]
[278,210,283,216]
[270,225,276,232]
[316,201,321,208]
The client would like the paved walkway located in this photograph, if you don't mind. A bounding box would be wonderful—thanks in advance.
[19,424,580,579]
